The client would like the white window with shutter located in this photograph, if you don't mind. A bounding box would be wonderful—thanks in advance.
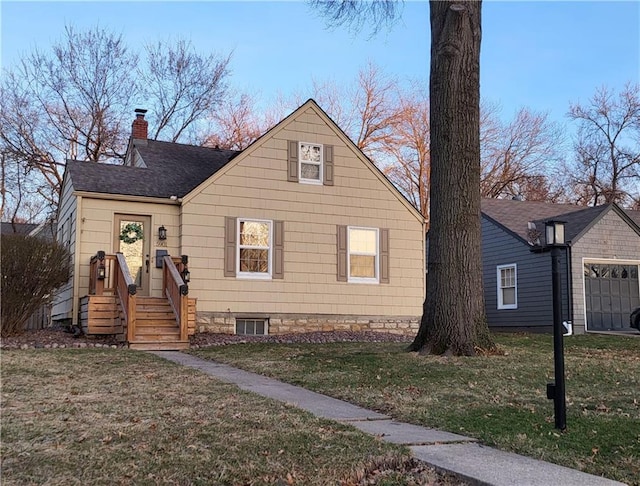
[288,140,334,186]
[237,219,272,279]
[299,142,323,184]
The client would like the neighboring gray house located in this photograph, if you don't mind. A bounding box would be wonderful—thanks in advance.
[481,199,640,334]
[1,220,56,240]
[1,221,39,235]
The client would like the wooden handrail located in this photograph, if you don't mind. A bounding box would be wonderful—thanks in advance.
[115,252,137,343]
[162,255,188,342]
[89,252,117,296]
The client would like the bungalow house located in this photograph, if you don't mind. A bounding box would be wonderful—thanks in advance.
[52,100,426,349]
[481,198,640,334]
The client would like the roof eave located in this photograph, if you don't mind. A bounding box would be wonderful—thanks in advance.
[73,190,182,205]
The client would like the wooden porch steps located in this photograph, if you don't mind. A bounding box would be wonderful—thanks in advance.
[129,296,189,351]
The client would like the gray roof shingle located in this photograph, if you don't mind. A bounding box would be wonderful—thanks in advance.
[481,198,588,243]
[68,139,239,198]
[1,222,39,235]
[479,198,640,246]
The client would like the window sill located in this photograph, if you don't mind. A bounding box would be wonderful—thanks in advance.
[237,273,272,280]
[347,278,379,285]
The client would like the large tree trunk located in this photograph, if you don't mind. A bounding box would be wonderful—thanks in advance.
[408,0,494,355]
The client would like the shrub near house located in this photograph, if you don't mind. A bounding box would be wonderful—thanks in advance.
[1,234,70,337]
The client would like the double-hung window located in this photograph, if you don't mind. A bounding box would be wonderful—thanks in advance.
[497,264,517,309]
[348,227,379,283]
[237,219,272,278]
[299,142,323,184]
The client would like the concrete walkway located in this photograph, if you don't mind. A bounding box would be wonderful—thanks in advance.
[151,351,626,486]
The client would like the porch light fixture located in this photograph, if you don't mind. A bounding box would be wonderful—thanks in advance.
[97,250,106,280]
[158,225,167,241]
[181,254,190,283]
[544,220,567,431]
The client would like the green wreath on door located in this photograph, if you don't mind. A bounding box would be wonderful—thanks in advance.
[119,223,144,244]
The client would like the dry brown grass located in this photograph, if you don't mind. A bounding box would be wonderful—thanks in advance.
[191,333,640,485]
[1,349,466,485]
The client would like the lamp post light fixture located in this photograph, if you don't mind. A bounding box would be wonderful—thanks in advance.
[158,225,167,241]
[545,220,567,431]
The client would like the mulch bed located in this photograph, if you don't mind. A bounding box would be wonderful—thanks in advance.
[1,328,412,350]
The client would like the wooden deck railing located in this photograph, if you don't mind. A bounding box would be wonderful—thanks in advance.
[162,255,189,342]
[89,252,117,295]
[115,252,138,343]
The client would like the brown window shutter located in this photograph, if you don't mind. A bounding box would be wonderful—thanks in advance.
[324,145,334,186]
[380,228,390,284]
[273,221,284,279]
[224,217,236,277]
[288,140,298,182]
[337,225,348,282]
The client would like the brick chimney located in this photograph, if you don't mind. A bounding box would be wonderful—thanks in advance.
[132,108,148,140]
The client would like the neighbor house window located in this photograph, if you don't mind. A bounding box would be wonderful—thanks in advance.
[299,142,323,183]
[348,227,379,283]
[237,219,272,278]
[236,318,268,336]
[497,264,517,309]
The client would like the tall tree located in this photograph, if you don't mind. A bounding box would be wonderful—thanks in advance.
[202,91,266,150]
[380,83,431,223]
[567,83,640,208]
[0,27,136,205]
[480,107,563,200]
[283,62,401,162]
[140,39,231,143]
[409,1,493,355]
[0,27,232,210]
[311,0,493,355]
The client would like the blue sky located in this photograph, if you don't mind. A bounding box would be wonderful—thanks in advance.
[1,1,638,128]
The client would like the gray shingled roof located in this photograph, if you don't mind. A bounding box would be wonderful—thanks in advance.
[482,199,640,246]
[531,204,611,243]
[481,199,587,243]
[1,222,39,235]
[68,140,239,198]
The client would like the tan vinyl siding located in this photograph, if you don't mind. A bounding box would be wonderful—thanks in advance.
[51,177,77,321]
[182,105,425,318]
[76,198,181,301]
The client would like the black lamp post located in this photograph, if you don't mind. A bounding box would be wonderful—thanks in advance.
[545,220,567,431]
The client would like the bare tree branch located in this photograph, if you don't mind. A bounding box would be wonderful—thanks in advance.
[141,39,231,142]
[567,82,640,207]
[308,0,403,35]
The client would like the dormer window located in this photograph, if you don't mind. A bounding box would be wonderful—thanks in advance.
[299,142,322,183]
[287,140,334,186]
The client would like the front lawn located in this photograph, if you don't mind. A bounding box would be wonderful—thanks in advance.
[1,349,463,485]
[190,333,640,485]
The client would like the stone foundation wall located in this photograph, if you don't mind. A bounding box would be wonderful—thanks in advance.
[196,312,420,336]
